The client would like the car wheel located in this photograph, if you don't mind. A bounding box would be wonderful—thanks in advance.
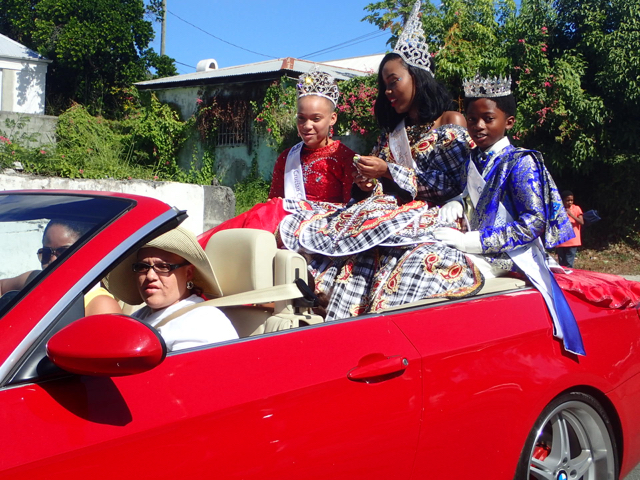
[515,391,619,480]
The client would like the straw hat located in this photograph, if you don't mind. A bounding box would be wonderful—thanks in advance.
[106,226,223,305]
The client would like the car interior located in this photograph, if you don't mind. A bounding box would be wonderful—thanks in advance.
[119,227,529,339]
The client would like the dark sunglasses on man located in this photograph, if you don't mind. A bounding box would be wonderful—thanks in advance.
[37,245,71,265]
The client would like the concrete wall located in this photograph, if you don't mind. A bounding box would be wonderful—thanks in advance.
[0,173,235,235]
[0,111,57,147]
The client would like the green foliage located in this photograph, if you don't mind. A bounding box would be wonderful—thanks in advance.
[232,159,271,215]
[122,91,194,179]
[364,0,640,236]
[0,0,176,117]
[0,96,214,184]
[51,103,144,179]
[251,76,298,152]
[335,74,379,151]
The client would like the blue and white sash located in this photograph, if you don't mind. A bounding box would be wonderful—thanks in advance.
[388,119,416,169]
[284,142,306,200]
[467,160,585,356]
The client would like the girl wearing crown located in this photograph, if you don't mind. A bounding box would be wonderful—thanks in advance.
[268,69,357,203]
[278,0,484,321]
[198,69,357,242]
[434,73,584,355]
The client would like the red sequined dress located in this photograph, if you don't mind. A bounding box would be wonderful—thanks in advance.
[198,140,356,246]
[269,140,356,203]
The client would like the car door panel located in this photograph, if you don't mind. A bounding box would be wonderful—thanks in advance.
[1,316,422,479]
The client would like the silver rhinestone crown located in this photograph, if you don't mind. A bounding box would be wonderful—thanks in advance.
[393,0,433,76]
[463,73,512,98]
[296,69,340,107]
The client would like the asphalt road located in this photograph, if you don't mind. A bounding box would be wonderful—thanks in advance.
[626,464,640,480]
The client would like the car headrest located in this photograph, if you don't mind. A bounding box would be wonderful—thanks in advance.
[203,228,277,296]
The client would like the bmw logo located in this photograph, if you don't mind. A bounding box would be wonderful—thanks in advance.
[557,471,568,480]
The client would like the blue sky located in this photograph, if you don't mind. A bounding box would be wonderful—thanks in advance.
[148,1,394,75]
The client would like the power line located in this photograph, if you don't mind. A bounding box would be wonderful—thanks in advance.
[175,60,196,69]
[167,9,389,68]
[300,31,388,59]
[168,10,278,59]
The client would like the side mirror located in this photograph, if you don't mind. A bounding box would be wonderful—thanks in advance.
[47,314,167,377]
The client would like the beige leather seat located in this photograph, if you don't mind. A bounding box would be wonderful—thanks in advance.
[203,228,323,337]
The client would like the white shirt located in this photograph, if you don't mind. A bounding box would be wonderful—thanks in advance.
[133,294,238,351]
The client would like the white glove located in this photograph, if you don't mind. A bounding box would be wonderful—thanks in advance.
[438,200,464,223]
[433,228,483,254]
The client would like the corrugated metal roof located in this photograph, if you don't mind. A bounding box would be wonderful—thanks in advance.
[0,33,50,63]
[136,57,369,88]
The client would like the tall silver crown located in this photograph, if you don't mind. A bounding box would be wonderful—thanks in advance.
[296,68,340,107]
[393,0,433,76]
[463,73,512,98]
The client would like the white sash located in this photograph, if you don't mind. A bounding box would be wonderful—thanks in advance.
[284,142,306,200]
[467,160,584,355]
[388,119,415,169]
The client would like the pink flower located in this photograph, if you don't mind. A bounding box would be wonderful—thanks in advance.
[165,161,170,165]
[153,175,159,180]
[518,39,525,44]
[541,45,547,52]
[79,169,84,174]
[61,155,65,158]
[544,81,552,87]
[512,134,520,140]
[40,150,46,154]
[525,68,531,74]
[541,26,548,33]
[11,151,15,155]
[267,128,272,133]
[196,98,203,105]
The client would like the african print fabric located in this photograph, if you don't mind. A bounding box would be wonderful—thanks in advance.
[307,244,483,321]
[279,123,480,321]
[373,123,472,203]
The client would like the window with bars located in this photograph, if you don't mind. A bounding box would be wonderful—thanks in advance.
[215,100,251,147]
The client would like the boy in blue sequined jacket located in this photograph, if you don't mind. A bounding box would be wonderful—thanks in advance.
[434,74,584,356]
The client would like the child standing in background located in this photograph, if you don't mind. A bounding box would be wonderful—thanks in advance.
[556,190,584,268]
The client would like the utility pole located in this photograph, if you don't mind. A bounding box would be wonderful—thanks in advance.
[161,0,167,56]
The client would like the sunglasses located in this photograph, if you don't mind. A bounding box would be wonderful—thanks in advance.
[132,262,189,274]
[37,245,71,265]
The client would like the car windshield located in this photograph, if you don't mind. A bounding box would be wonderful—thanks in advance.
[0,193,133,313]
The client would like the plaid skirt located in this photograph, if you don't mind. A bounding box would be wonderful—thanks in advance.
[280,195,484,321]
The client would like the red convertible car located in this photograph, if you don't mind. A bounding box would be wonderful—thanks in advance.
[0,190,639,479]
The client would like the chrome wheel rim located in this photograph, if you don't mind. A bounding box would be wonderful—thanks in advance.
[528,400,615,480]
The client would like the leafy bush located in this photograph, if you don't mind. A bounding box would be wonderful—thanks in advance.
[251,76,298,153]
[232,159,271,215]
[0,94,215,184]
